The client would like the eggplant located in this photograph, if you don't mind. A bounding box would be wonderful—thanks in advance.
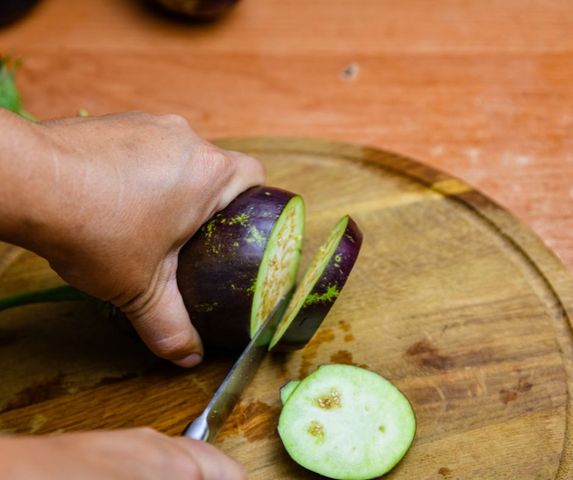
[280,379,300,405]
[269,215,362,351]
[151,0,240,20]
[177,186,305,349]
[177,196,362,351]
[0,186,362,353]
[0,0,39,27]
[278,364,416,480]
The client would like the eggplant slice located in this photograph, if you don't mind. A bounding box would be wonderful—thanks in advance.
[280,379,301,405]
[278,364,416,480]
[269,215,363,351]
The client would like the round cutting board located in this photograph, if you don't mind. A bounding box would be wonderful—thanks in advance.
[0,138,572,479]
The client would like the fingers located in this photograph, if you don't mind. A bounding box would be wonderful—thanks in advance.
[18,428,247,480]
[174,438,247,480]
[216,149,266,210]
[125,266,203,368]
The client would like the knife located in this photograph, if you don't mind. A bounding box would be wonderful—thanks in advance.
[182,289,292,442]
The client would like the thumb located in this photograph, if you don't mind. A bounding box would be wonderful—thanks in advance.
[175,438,246,480]
[125,269,204,368]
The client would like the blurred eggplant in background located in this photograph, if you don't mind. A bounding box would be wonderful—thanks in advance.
[151,0,241,21]
[0,0,40,27]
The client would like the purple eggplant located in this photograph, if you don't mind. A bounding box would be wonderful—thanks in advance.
[269,216,363,351]
[0,187,363,355]
[177,186,305,349]
[151,0,240,20]
[0,0,39,27]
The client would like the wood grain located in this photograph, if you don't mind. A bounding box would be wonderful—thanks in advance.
[0,138,572,479]
[0,1,572,477]
[1,0,571,273]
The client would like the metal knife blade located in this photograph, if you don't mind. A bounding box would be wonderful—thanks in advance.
[182,289,292,442]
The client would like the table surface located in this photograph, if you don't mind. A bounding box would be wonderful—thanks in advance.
[1,0,572,273]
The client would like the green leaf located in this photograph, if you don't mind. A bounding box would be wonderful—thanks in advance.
[0,56,36,121]
[0,57,23,112]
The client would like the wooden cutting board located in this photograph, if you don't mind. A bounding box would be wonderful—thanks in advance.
[0,137,572,479]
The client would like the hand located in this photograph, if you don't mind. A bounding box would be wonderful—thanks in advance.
[0,429,246,479]
[2,111,264,367]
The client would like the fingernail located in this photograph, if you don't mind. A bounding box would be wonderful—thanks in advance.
[174,353,203,368]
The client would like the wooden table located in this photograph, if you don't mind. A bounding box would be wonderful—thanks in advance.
[1,1,573,478]
[1,0,572,274]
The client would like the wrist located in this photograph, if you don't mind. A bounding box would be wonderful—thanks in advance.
[0,111,75,258]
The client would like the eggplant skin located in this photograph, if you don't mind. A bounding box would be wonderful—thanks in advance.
[271,217,363,352]
[0,0,39,26]
[177,186,297,350]
[152,0,240,20]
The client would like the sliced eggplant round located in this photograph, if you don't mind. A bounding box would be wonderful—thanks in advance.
[269,215,362,351]
[177,186,304,349]
[280,379,301,405]
[278,364,416,480]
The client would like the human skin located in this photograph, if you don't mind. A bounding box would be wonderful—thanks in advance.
[0,108,265,367]
[0,108,264,478]
[0,429,246,479]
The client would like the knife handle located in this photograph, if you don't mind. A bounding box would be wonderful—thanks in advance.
[182,410,210,441]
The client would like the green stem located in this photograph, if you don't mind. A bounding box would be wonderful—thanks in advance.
[0,285,93,312]
[19,109,37,122]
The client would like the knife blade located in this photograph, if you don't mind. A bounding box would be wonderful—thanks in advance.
[182,289,292,442]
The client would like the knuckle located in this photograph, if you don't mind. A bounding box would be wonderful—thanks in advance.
[135,426,159,436]
[125,110,149,120]
[227,150,265,184]
[160,113,189,127]
[252,157,265,181]
[211,151,235,178]
[235,465,248,480]
[122,111,160,126]
[172,457,202,479]
[197,145,235,179]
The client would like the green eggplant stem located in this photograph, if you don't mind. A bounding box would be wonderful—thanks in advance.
[0,285,93,312]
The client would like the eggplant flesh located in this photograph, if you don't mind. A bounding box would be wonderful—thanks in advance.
[278,365,416,480]
[250,196,304,336]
